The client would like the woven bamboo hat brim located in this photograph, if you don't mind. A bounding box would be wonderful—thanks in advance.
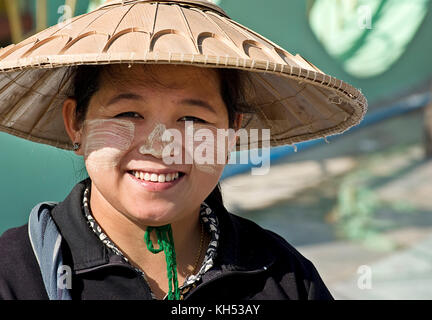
[0,0,367,151]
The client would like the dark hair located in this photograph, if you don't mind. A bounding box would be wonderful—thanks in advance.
[72,64,252,212]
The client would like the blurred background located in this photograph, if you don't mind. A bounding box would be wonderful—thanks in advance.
[1,0,432,299]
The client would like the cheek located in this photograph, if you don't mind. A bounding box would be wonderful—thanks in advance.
[83,119,135,171]
[188,165,222,201]
[187,124,236,174]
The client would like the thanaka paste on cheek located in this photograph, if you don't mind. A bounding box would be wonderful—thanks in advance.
[83,119,135,171]
[189,123,231,175]
[192,127,218,174]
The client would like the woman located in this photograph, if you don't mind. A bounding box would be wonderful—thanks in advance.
[0,0,366,300]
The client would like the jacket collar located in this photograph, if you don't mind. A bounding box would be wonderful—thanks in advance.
[51,178,109,272]
[212,201,276,272]
[51,178,276,274]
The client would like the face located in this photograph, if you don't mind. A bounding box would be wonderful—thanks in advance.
[66,64,237,227]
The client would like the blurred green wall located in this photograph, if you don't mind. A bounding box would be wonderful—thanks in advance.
[0,134,87,234]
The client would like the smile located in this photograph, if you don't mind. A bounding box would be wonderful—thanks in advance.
[128,170,184,183]
[127,169,185,192]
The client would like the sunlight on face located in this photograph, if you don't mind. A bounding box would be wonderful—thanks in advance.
[80,64,231,226]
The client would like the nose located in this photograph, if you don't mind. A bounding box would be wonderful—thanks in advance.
[138,123,172,158]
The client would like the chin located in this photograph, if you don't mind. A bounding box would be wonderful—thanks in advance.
[125,203,180,226]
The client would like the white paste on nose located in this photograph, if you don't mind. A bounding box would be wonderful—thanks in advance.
[139,123,168,158]
[83,119,135,171]
[136,122,230,175]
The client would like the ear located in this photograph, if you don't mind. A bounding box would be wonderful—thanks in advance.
[234,113,243,146]
[230,113,243,151]
[234,113,243,131]
[62,98,83,155]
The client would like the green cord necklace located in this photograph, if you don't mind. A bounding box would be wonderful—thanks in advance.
[144,224,180,300]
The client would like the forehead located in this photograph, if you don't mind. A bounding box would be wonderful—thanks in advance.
[84,64,230,122]
[98,64,222,94]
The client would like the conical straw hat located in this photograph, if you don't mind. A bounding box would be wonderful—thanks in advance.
[0,0,367,151]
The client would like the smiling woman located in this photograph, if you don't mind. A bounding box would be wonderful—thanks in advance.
[70,62,247,209]
[0,0,366,301]
[63,64,243,299]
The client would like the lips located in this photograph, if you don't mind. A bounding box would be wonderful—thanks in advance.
[128,170,184,183]
[126,169,185,192]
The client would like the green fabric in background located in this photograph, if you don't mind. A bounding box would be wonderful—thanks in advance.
[309,0,430,78]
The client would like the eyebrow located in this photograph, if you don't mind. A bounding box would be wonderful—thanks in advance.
[106,94,217,114]
[106,93,143,106]
[179,99,217,115]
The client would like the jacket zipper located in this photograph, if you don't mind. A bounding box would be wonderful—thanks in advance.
[76,260,275,300]
[74,261,137,275]
[75,261,159,298]
[184,261,274,300]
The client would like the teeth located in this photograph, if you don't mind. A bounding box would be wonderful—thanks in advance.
[131,171,181,182]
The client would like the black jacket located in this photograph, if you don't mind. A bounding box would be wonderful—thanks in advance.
[0,179,333,300]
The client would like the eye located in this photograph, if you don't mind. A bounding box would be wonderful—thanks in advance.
[114,112,143,119]
[179,116,207,123]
